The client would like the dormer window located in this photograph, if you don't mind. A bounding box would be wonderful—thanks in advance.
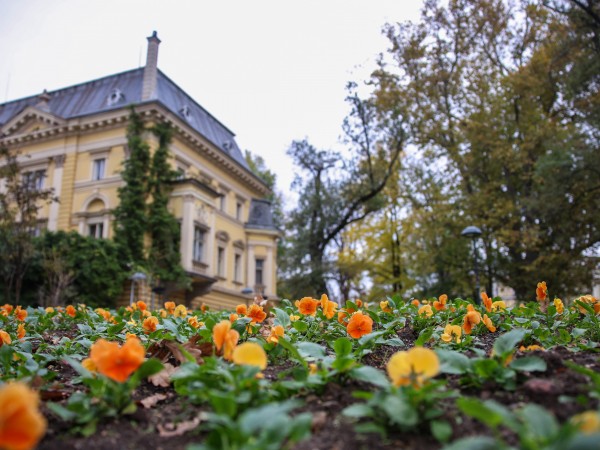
[180,105,191,120]
[107,89,125,106]
[222,141,233,152]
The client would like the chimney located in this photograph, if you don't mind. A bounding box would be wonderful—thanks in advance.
[141,31,161,101]
[36,89,51,112]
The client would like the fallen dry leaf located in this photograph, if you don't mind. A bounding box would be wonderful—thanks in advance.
[140,393,167,409]
[148,362,177,387]
[157,413,207,437]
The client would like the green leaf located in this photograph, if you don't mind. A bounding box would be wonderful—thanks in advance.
[333,337,353,357]
[437,349,471,374]
[384,337,404,347]
[382,395,418,427]
[273,307,291,328]
[129,358,164,385]
[415,327,434,346]
[292,321,309,332]
[106,322,126,336]
[331,356,355,372]
[572,328,587,338]
[517,403,558,440]
[349,366,390,388]
[239,400,301,435]
[278,337,307,368]
[509,356,547,372]
[441,436,499,450]
[358,330,387,346]
[296,341,326,359]
[430,419,453,443]
[342,403,374,418]
[493,328,526,356]
[457,398,510,430]
[354,422,387,437]
[47,402,79,421]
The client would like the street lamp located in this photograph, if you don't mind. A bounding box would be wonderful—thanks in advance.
[129,272,147,306]
[461,225,482,305]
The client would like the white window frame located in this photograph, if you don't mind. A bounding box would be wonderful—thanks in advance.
[92,158,106,181]
[88,221,104,239]
[217,246,226,278]
[193,226,205,262]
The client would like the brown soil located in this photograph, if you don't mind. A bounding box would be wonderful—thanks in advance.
[36,329,600,450]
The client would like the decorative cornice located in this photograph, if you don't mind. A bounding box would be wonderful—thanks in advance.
[0,102,270,197]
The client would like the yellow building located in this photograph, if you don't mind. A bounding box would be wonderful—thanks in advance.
[0,32,278,310]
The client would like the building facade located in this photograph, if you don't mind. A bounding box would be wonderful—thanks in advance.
[0,32,278,310]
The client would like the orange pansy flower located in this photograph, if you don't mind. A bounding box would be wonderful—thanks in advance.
[267,325,285,344]
[246,304,267,324]
[433,294,447,311]
[212,320,240,360]
[380,301,392,313]
[296,297,320,316]
[386,347,440,388]
[482,314,496,332]
[17,323,26,340]
[173,305,187,318]
[0,382,47,450]
[142,316,159,333]
[187,316,202,328]
[411,299,420,307]
[164,301,176,314]
[136,301,147,311]
[553,298,564,314]
[346,311,373,339]
[0,330,11,346]
[462,310,481,335]
[481,292,492,312]
[323,300,337,320]
[418,304,433,318]
[14,306,28,322]
[89,337,145,382]
[65,305,76,318]
[536,281,548,302]
[1,304,14,314]
[236,304,248,315]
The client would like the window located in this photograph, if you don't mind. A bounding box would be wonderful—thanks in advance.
[22,169,45,191]
[255,258,264,285]
[217,247,225,277]
[236,202,242,221]
[193,227,205,262]
[92,158,106,181]
[88,223,104,239]
[234,254,241,282]
[219,194,226,212]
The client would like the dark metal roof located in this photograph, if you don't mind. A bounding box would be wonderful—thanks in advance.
[246,199,278,230]
[0,68,249,170]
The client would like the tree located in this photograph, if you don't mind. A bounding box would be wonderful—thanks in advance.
[0,147,55,304]
[24,231,127,308]
[279,85,406,300]
[371,0,600,299]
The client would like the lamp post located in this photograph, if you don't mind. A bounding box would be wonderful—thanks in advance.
[129,272,147,306]
[461,225,482,305]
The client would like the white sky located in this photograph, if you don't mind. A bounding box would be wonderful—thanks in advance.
[0,0,423,206]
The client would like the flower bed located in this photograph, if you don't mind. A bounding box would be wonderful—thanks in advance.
[1,285,599,449]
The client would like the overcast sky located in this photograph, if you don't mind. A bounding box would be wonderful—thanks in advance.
[0,0,423,205]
